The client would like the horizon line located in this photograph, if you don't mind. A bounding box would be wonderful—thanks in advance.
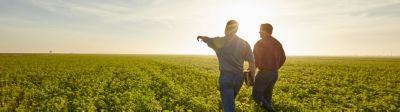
[0,52,399,57]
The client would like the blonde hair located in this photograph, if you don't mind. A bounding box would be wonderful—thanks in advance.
[225,20,239,35]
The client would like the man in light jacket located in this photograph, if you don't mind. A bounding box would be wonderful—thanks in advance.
[197,20,256,112]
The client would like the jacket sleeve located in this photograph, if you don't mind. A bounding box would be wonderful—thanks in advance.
[207,37,225,50]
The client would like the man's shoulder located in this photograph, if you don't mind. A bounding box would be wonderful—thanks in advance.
[263,36,281,44]
[271,36,279,42]
[235,35,250,44]
[271,36,283,47]
[255,39,265,46]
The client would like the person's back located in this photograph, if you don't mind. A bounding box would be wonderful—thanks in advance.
[254,36,285,70]
[209,35,250,73]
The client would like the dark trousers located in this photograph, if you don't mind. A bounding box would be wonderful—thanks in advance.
[252,70,278,111]
[219,71,244,112]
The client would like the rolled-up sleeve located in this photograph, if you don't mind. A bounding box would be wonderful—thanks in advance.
[206,37,215,49]
[207,37,224,50]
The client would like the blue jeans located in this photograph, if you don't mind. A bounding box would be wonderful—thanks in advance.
[252,70,278,111]
[219,71,244,112]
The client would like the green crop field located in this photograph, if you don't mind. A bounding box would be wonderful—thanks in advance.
[0,54,399,111]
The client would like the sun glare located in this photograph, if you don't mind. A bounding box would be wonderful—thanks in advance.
[197,1,291,55]
[218,1,278,46]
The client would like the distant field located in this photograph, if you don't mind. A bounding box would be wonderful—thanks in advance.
[0,54,399,111]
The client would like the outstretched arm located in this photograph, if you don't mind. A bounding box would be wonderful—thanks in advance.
[197,36,225,50]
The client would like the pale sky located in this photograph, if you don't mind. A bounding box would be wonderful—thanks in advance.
[0,0,399,56]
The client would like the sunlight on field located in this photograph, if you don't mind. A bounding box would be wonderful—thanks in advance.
[0,54,399,111]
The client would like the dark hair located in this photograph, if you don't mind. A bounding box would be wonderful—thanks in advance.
[225,20,239,34]
[261,23,273,34]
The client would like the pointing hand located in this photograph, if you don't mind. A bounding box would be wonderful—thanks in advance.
[197,36,208,43]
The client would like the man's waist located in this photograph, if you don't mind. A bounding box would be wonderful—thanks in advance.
[258,68,278,72]
[256,63,281,71]
[220,69,242,73]
[219,65,243,72]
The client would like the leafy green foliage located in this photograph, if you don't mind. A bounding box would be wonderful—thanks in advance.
[0,54,399,111]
